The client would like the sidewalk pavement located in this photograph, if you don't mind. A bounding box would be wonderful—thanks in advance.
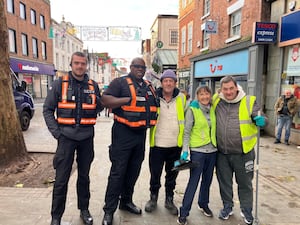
[0,103,300,225]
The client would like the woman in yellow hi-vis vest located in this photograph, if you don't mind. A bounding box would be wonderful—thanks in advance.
[177,86,217,225]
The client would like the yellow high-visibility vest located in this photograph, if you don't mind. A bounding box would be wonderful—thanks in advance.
[212,94,258,153]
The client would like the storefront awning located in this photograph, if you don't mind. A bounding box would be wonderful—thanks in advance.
[10,58,56,75]
[156,50,177,65]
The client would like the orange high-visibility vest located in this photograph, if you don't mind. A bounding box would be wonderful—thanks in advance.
[57,75,97,125]
[114,77,158,128]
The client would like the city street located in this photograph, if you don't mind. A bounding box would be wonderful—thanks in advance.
[0,102,299,225]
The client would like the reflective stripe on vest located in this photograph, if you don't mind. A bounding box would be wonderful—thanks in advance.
[114,77,158,128]
[57,75,97,125]
[150,93,186,147]
[212,94,258,153]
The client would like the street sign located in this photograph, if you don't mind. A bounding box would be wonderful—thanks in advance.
[156,41,163,48]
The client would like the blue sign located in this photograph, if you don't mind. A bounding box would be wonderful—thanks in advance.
[280,10,300,47]
[253,22,278,43]
[205,21,218,34]
[10,58,55,75]
[194,50,248,77]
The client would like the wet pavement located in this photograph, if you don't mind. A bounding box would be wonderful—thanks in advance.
[0,102,300,225]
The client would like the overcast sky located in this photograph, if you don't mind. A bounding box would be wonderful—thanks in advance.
[50,0,178,59]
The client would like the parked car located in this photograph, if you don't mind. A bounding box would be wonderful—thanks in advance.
[11,68,35,131]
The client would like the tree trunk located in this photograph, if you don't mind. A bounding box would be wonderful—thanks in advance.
[0,0,30,172]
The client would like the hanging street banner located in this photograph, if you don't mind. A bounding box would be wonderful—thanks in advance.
[75,26,142,41]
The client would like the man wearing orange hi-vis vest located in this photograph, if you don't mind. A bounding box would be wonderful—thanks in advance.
[101,57,159,225]
[43,52,103,225]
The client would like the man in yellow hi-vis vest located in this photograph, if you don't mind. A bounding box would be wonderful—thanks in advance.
[145,69,186,216]
[212,76,267,225]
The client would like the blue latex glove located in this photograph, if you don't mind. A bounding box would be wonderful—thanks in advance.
[180,151,189,161]
[190,100,200,109]
[253,115,266,127]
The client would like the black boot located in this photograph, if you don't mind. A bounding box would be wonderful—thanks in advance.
[145,193,158,212]
[165,196,178,215]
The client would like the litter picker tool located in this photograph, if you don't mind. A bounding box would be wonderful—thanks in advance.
[254,111,261,225]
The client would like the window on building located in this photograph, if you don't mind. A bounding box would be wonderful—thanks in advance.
[40,14,45,29]
[7,0,14,14]
[32,37,38,58]
[181,27,186,56]
[56,53,59,69]
[8,29,17,53]
[204,0,210,16]
[20,2,26,19]
[170,30,178,45]
[182,0,186,8]
[230,10,241,37]
[203,30,210,48]
[187,22,193,53]
[21,33,28,56]
[30,9,36,25]
[62,55,65,71]
[41,41,47,60]
[67,40,70,53]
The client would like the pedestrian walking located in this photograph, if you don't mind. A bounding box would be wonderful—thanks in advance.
[177,86,217,225]
[101,58,159,225]
[212,76,267,225]
[144,69,186,216]
[274,89,298,145]
[43,52,103,225]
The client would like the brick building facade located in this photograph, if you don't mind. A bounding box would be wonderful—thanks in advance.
[4,0,54,98]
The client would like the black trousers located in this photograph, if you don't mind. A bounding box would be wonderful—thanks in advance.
[51,135,94,219]
[148,146,181,197]
[103,122,147,214]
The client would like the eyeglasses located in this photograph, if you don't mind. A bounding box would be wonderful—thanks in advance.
[131,64,146,70]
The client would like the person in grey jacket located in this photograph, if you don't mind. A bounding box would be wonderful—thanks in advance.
[212,76,267,225]
[177,86,217,225]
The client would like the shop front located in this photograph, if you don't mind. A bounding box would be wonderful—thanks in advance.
[190,40,265,100]
[10,57,55,98]
[278,9,300,135]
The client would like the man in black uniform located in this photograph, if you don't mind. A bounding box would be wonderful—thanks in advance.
[101,57,158,225]
[43,52,103,225]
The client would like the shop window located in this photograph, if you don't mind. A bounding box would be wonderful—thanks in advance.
[8,29,17,53]
[20,2,26,20]
[283,45,300,129]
